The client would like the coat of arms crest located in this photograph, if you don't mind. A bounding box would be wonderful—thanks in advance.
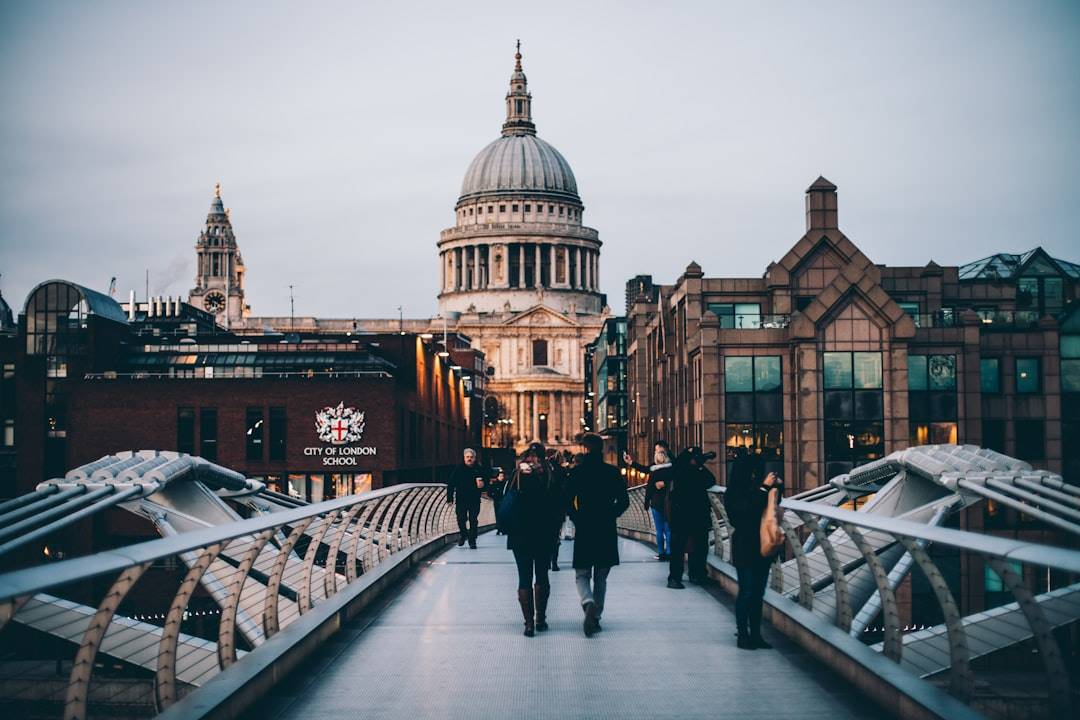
[315,402,366,445]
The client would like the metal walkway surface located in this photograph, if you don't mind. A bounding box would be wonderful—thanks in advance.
[245,532,877,720]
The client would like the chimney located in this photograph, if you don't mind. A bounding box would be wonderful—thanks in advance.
[128,290,135,321]
[805,176,838,231]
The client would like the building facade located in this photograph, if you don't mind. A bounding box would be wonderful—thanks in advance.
[584,316,628,463]
[10,280,475,511]
[626,177,1079,498]
[187,183,249,327]
[220,46,610,454]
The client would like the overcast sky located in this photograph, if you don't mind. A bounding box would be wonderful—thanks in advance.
[1,1,1077,318]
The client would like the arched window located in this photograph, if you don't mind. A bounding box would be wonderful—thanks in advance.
[532,338,548,366]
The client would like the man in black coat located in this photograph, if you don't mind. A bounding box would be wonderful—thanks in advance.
[667,447,717,589]
[566,433,630,637]
[446,448,487,549]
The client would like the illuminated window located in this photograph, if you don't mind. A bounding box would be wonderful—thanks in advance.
[1016,358,1040,393]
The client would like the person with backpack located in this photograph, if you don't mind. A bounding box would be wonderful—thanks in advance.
[724,453,783,649]
[566,433,630,637]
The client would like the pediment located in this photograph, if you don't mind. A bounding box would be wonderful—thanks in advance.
[500,305,579,328]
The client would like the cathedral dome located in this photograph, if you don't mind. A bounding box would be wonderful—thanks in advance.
[459,133,579,204]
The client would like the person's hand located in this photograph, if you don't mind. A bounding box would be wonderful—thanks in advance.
[622,452,633,465]
[520,462,533,474]
[763,472,778,488]
[655,480,665,490]
[475,478,484,489]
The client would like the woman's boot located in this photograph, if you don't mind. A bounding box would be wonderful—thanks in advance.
[534,583,550,631]
[517,589,535,637]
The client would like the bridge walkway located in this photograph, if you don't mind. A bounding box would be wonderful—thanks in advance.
[244,532,877,720]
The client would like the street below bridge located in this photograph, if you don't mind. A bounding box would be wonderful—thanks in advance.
[243,531,877,720]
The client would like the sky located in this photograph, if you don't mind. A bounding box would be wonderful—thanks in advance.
[1,0,1078,318]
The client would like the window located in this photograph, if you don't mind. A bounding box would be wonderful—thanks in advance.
[908,354,955,391]
[46,356,68,378]
[1016,358,1040,394]
[1018,275,1064,317]
[548,205,554,213]
[512,204,519,212]
[177,408,195,454]
[2,363,13,379]
[499,204,506,213]
[724,356,783,473]
[269,407,287,461]
[823,352,884,472]
[1015,420,1044,460]
[532,339,548,366]
[1061,336,1080,393]
[909,355,957,445]
[199,408,218,461]
[246,407,264,462]
[2,419,13,447]
[707,303,762,329]
[980,358,1000,394]
[982,419,1006,453]
[524,204,531,213]
[898,302,921,327]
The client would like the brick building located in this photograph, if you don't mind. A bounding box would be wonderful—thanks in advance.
[9,280,478,511]
[625,177,1079,500]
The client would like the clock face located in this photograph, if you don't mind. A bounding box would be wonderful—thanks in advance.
[204,291,227,314]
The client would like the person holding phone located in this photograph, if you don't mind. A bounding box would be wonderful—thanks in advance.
[724,450,782,650]
[506,442,562,636]
[445,448,487,549]
[623,440,673,561]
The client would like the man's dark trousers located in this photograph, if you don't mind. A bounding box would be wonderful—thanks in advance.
[456,501,480,545]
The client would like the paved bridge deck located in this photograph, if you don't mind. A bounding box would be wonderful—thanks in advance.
[244,532,877,720]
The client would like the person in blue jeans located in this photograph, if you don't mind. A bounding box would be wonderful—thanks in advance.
[624,441,673,560]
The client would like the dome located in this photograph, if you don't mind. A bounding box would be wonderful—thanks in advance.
[458,133,579,204]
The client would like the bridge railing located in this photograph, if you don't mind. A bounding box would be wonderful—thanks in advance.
[617,483,1080,717]
[0,483,491,720]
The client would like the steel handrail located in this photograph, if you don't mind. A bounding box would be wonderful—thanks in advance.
[0,483,444,600]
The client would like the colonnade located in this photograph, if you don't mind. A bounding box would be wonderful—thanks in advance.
[442,243,599,293]
[503,389,579,446]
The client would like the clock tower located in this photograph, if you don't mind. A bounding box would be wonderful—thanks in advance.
[188,183,248,325]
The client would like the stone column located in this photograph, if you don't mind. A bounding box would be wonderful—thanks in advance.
[531,391,539,443]
[474,245,482,289]
[564,246,571,288]
[584,250,592,290]
[455,248,463,290]
[535,245,542,288]
[518,244,526,287]
[593,252,599,290]
[575,247,582,289]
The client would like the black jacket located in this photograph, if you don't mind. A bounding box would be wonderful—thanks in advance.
[640,462,672,518]
[446,462,487,507]
[566,455,630,568]
[724,476,781,566]
[667,462,715,530]
[506,465,562,556]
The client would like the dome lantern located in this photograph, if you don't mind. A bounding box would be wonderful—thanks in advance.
[502,40,535,137]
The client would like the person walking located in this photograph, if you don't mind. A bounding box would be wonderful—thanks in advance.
[489,468,508,535]
[724,453,782,649]
[666,447,717,589]
[566,433,630,637]
[546,449,569,571]
[445,448,487,549]
[623,441,673,561]
[506,443,562,637]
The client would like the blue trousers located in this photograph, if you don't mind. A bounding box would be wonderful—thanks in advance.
[650,508,671,555]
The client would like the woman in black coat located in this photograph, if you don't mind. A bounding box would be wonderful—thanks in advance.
[724,452,782,649]
[506,442,562,636]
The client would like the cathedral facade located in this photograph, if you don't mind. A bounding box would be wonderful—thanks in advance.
[190,47,609,453]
